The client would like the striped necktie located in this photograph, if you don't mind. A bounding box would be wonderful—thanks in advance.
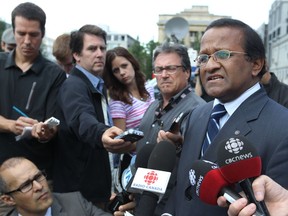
[201,104,227,155]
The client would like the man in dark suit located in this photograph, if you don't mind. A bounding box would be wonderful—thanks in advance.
[261,71,288,108]
[53,25,134,211]
[158,18,288,215]
[0,157,112,216]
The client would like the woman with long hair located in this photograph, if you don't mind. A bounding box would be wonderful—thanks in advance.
[103,47,154,131]
[103,47,155,194]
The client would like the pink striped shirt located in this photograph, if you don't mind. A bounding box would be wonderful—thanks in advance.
[109,83,155,129]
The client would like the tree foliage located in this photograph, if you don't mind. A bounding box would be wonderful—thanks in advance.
[128,40,159,80]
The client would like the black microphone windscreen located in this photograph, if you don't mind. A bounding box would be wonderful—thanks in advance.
[135,141,176,216]
[135,191,159,216]
[148,140,176,172]
[135,144,155,168]
[189,160,232,205]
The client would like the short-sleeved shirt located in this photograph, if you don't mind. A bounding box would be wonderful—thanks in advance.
[109,83,155,129]
[0,51,66,177]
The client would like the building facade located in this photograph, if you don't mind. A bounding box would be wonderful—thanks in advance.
[107,33,138,50]
[44,32,138,62]
[157,5,230,71]
[157,2,288,84]
[157,6,230,48]
[267,0,288,83]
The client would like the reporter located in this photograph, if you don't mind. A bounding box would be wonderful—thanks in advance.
[217,175,288,216]
[0,157,112,216]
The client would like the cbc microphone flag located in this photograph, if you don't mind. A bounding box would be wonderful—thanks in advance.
[131,168,171,195]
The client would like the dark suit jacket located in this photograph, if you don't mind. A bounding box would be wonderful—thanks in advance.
[53,67,111,204]
[7,192,112,216]
[165,88,288,215]
[263,72,288,108]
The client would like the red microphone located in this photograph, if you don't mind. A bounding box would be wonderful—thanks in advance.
[188,160,241,205]
[217,136,261,183]
[217,136,270,216]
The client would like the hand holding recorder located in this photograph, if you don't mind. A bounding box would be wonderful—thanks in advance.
[114,128,144,142]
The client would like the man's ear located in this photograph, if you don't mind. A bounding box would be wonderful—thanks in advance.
[0,194,16,206]
[72,52,80,63]
[251,58,265,77]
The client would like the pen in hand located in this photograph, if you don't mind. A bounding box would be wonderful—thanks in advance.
[12,106,29,117]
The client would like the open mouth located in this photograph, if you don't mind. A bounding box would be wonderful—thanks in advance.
[208,75,223,81]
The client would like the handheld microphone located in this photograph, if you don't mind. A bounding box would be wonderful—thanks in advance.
[122,144,156,192]
[217,136,270,216]
[188,159,242,205]
[135,140,176,216]
[108,144,155,213]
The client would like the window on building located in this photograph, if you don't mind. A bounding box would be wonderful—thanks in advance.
[121,35,125,41]
[190,31,198,37]
[278,5,281,23]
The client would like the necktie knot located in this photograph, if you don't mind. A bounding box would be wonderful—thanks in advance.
[201,104,227,155]
[96,82,104,93]
[211,104,227,124]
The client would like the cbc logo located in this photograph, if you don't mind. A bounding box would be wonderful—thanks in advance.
[144,171,158,185]
[225,137,244,154]
[189,169,196,186]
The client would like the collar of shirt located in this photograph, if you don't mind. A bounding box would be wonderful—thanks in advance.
[45,206,52,216]
[19,207,51,216]
[5,51,44,75]
[75,64,104,94]
[4,50,15,68]
[213,82,261,127]
[158,85,191,106]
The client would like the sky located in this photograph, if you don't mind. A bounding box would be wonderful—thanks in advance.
[0,0,275,44]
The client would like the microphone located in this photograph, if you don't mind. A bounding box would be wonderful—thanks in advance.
[188,159,242,205]
[134,140,176,216]
[217,136,270,216]
[122,144,156,192]
[108,144,155,213]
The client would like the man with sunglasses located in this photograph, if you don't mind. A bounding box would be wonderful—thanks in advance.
[159,18,288,216]
[0,157,112,216]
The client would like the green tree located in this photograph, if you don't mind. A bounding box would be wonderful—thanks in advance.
[128,40,147,74]
[40,42,49,59]
[129,40,159,80]
[192,35,201,52]
[144,40,160,79]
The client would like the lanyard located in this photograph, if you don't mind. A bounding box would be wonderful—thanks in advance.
[154,86,193,123]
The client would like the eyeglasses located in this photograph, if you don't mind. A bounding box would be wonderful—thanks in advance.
[4,170,47,195]
[153,65,183,76]
[195,50,247,66]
